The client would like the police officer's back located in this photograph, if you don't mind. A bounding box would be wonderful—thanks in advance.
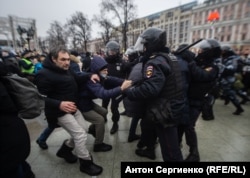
[125,27,185,161]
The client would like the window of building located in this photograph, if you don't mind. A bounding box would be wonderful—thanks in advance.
[167,12,173,18]
[220,35,224,41]
[243,23,248,30]
[230,4,234,11]
[242,33,246,40]
[224,6,227,11]
[227,35,231,41]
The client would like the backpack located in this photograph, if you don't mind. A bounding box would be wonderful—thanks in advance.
[1,73,44,119]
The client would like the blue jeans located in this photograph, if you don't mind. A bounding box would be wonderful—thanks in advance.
[37,127,54,142]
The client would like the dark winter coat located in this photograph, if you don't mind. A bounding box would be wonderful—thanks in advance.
[78,55,124,112]
[0,61,30,176]
[123,62,146,118]
[188,60,219,103]
[104,55,126,79]
[34,57,90,126]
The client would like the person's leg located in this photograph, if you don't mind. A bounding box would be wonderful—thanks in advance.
[82,107,112,152]
[110,98,120,134]
[102,98,110,109]
[57,110,103,176]
[177,124,185,148]
[57,110,89,159]
[82,110,105,144]
[93,103,108,118]
[201,94,215,120]
[135,116,157,160]
[128,117,141,142]
[102,99,110,122]
[36,127,55,149]
[82,105,112,152]
[184,105,201,162]
[156,125,183,161]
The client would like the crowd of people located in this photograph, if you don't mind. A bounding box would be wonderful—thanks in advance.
[1,26,250,177]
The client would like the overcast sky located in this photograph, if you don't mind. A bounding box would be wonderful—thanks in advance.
[0,0,199,38]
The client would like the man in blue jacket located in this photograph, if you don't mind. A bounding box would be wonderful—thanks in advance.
[77,55,132,152]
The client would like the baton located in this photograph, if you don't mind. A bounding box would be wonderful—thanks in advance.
[175,38,203,54]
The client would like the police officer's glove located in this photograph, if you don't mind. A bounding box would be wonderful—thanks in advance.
[181,50,195,63]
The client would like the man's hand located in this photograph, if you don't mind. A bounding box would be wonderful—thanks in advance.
[90,74,100,83]
[60,101,77,113]
[121,80,132,91]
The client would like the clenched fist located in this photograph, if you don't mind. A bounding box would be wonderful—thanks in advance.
[121,80,132,91]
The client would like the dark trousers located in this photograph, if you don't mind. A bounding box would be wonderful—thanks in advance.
[102,97,123,123]
[129,117,141,136]
[202,94,215,120]
[140,115,157,149]
[156,124,183,161]
[185,105,202,148]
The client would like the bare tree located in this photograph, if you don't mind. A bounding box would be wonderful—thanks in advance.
[93,13,115,45]
[68,11,91,52]
[47,21,67,48]
[100,0,137,50]
[66,25,82,50]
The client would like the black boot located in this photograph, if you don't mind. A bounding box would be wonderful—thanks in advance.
[93,142,112,152]
[128,134,141,142]
[88,124,96,137]
[135,147,156,160]
[79,158,103,176]
[110,122,118,134]
[56,140,77,163]
[185,147,200,162]
[233,106,244,115]
[137,140,146,149]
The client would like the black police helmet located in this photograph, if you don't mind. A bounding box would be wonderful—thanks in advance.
[134,27,166,53]
[221,45,236,58]
[197,39,221,60]
[105,41,120,57]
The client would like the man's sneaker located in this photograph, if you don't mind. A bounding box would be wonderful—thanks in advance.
[36,139,48,150]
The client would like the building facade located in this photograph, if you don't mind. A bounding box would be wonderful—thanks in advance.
[0,15,38,52]
[190,0,250,54]
[89,0,250,55]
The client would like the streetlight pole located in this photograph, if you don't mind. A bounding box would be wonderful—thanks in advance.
[26,26,35,51]
[16,25,35,51]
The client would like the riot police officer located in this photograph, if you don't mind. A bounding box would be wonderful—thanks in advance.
[180,39,221,162]
[220,46,249,114]
[125,27,185,161]
[102,41,126,134]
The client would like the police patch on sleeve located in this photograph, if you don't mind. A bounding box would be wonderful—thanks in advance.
[146,65,154,78]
